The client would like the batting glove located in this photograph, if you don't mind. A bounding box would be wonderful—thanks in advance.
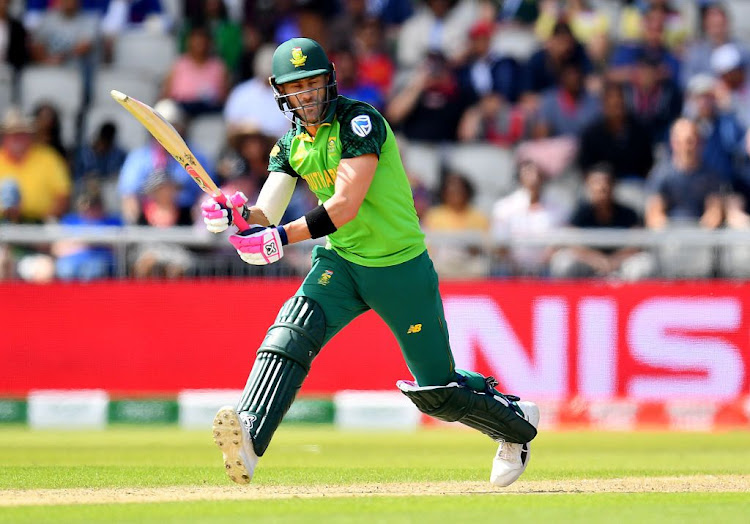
[201,192,248,233]
[229,225,288,265]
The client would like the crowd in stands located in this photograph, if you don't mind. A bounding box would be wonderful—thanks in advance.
[1,0,750,281]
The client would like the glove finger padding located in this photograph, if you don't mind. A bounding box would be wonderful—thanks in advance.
[231,226,284,265]
[201,199,231,233]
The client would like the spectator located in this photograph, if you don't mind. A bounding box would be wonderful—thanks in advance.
[0,107,71,223]
[490,160,566,276]
[74,121,127,182]
[0,0,28,74]
[395,0,478,69]
[681,2,750,89]
[118,99,212,225]
[386,51,469,142]
[618,0,694,51]
[30,0,98,67]
[53,186,121,281]
[578,82,654,180]
[622,52,682,144]
[329,0,368,52]
[424,172,489,278]
[646,118,724,230]
[332,47,384,110]
[522,21,591,100]
[179,0,241,74]
[534,59,600,138]
[131,170,195,279]
[162,25,229,117]
[722,132,750,277]
[224,44,290,139]
[456,20,522,106]
[550,164,657,280]
[353,17,395,101]
[610,7,681,86]
[535,0,611,46]
[683,73,744,182]
[458,92,531,147]
[711,43,750,129]
[32,102,67,160]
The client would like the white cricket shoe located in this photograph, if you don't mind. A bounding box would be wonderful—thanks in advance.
[490,401,540,487]
[212,406,259,484]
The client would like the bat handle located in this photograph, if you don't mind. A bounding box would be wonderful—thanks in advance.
[214,192,250,232]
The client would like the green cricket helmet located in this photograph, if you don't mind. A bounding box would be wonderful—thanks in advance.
[269,38,338,126]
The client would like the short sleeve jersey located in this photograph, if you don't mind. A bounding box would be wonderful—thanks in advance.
[268,96,425,267]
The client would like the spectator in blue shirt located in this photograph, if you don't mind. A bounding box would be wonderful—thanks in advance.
[117,99,212,224]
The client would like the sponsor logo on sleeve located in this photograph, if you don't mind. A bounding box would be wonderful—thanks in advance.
[351,115,372,137]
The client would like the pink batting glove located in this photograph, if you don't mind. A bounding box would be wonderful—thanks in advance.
[201,192,248,233]
[229,226,285,265]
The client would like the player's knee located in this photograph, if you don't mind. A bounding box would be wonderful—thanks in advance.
[257,295,327,370]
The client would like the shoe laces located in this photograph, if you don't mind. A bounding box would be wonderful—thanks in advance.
[496,440,523,461]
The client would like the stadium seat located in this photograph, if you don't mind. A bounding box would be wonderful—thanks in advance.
[84,103,148,152]
[445,144,516,214]
[93,67,159,107]
[399,139,442,191]
[113,30,178,81]
[20,65,83,116]
[726,0,750,40]
[0,64,12,116]
[187,114,227,164]
[491,26,539,62]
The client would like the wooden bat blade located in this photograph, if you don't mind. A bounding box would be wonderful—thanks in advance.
[110,90,250,231]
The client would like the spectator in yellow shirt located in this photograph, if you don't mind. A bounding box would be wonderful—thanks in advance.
[0,108,71,223]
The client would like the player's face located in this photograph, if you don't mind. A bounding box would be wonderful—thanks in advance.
[279,75,328,124]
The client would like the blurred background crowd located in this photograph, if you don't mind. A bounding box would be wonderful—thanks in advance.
[1,0,750,281]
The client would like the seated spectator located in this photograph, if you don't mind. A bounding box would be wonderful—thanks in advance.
[458,93,531,147]
[30,0,98,67]
[683,74,744,182]
[352,17,394,102]
[395,0,477,69]
[681,2,750,89]
[329,0,369,52]
[456,20,522,106]
[224,44,290,139]
[711,43,750,129]
[333,47,384,110]
[53,186,121,281]
[490,160,566,276]
[386,51,469,142]
[131,170,195,279]
[535,0,611,45]
[424,171,489,278]
[610,7,681,86]
[162,25,229,117]
[24,0,109,30]
[0,0,28,74]
[578,82,654,180]
[618,0,693,51]
[33,102,67,160]
[74,122,127,182]
[118,99,211,224]
[178,0,241,74]
[0,108,71,223]
[550,164,657,280]
[522,20,591,101]
[623,52,682,144]
[646,118,724,230]
[533,59,600,138]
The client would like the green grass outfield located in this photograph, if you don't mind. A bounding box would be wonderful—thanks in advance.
[1,426,749,523]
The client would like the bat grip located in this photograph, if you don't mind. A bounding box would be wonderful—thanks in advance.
[214,192,250,232]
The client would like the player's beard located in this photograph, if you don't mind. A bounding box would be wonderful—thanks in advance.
[290,88,326,125]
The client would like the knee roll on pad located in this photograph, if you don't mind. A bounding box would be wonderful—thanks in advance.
[236,296,326,456]
[396,380,537,444]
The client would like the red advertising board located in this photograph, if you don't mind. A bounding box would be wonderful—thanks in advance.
[1,280,749,400]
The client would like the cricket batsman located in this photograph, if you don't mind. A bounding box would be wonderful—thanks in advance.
[201,38,540,487]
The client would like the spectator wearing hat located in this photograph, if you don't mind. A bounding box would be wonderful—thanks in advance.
[682,2,750,90]
[117,99,212,224]
[622,51,682,144]
[0,108,71,223]
[711,43,750,129]
[683,73,744,182]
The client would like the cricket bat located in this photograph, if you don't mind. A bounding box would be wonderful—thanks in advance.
[110,90,250,232]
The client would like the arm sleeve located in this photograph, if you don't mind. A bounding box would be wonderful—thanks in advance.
[267,133,297,177]
[339,105,388,159]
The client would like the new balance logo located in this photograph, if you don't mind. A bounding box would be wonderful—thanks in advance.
[407,324,422,334]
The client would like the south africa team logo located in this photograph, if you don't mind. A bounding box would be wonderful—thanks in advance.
[351,115,372,137]
[317,269,334,286]
[290,47,307,67]
[327,137,336,153]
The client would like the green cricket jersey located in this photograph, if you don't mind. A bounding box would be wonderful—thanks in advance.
[267,96,426,267]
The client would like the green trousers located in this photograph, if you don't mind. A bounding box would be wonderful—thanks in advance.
[297,246,456,386]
